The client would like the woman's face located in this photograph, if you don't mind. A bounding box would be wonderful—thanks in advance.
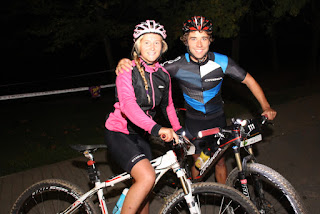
[139,33,162,65]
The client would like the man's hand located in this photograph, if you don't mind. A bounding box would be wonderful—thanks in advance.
[115,58,133,75]
[262,107,277,120]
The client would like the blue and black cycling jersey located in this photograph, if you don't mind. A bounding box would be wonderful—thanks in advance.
[163,52,247,120]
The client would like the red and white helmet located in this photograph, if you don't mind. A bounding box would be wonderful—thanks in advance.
[133,20,167,41]
[182,16,213,34]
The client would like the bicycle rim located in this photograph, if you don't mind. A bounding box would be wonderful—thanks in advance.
[160,182,259,214]
[11,179,95,214]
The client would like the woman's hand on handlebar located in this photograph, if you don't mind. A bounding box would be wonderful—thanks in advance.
[159,127,179,144]
[115,58,133,75]
[262,107,277,120]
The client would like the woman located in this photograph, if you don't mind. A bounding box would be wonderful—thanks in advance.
[105,20,182,214]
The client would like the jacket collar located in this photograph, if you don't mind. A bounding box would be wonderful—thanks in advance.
[140,58,161,73]
[131,58,161,73]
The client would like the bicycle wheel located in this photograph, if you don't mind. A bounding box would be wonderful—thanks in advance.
[159,182,259,214]
[10,179,97,214]
[226,163,307,214]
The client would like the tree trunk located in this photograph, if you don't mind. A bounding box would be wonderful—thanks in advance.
[311,0,320,74]
[271,36,279,73]
[103,36,115,69]
[311,28,320,74]
[232,36,240,63]
[95,5,115,70]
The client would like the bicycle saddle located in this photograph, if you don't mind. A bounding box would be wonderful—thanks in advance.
[70,144,108,153]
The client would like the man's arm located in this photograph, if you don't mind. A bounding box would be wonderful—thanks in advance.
[242,73,277,120]
[115,58,133,75]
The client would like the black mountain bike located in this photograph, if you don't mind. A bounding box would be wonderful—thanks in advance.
[173,115,307,214]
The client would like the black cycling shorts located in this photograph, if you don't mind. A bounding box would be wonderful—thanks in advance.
[185,113,227,154]
[105,129,152,173]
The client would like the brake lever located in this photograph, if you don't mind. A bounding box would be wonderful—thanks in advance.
[261,115,274,126]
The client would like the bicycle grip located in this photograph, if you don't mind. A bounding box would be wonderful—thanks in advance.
[198,128,220,138]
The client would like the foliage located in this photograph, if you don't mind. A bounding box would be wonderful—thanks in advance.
[24,0,132,58]
[250,0,309,36]
[183,0,250,38]
[272,0,308,17]
[7,0,310,69]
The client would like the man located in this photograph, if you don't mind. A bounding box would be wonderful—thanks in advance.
[116,16,277,183]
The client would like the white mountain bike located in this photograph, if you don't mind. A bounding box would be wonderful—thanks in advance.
[11,135,259,214]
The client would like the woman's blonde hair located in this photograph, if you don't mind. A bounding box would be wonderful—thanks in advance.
[131,34,168,103]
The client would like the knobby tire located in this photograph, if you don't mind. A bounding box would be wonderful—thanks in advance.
[159,182,259,214]
[10,179,97,214]
[226,163,307,214]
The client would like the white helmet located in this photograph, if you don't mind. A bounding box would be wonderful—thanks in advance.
[133,20,167,42]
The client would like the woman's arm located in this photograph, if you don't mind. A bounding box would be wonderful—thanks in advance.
[116,70,159,135]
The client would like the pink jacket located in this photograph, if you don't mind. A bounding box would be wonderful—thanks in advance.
[105,60,181,136]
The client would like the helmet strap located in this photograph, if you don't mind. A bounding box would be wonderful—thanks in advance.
[139,56,159,66]
[135,47,163,66]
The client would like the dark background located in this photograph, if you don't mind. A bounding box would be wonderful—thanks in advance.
[1,0,319,97]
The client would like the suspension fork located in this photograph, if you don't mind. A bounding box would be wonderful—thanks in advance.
[174,167,200,214]
[246,145,264,190]
[233,145,251,198]
[247,145,256,163]
[245,145,267,207]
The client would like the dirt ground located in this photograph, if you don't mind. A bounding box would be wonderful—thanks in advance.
[235,92,320,213]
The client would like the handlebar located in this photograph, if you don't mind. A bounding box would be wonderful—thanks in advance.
[161,132,196,156]
[198,127,221,138]
[198,116,269,139]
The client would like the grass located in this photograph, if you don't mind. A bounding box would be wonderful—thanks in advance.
[1,72,319,177]
[0,91,115,176]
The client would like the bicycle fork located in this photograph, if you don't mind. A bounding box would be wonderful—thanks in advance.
[172,159,201,214]
[233,145,251,199]
[246,146,268,213]
[234,145,268,213]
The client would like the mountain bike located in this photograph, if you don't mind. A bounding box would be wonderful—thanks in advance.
[174,115,307,214]
[10,135,259,214]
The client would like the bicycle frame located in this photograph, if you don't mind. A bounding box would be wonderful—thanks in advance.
[185,117,267,201]
[61,146,200,214]
[186,119,262,177]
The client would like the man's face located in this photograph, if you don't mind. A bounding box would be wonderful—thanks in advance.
[187,31,211,61]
